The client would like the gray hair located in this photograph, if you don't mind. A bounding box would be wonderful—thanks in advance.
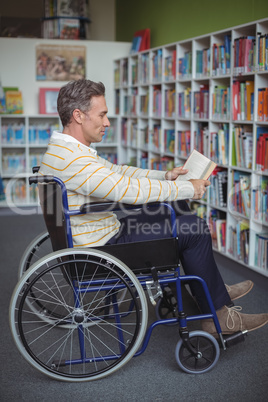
[57,79,105,127]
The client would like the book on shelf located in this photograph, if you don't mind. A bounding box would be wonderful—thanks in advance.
[257,87,268,121]
[210,168,228,208]
[130,29,150,54]
[44,0,89,17]
[256,126,268,171]
[232,126,253,169]
[59,18,80,39]
[255,233,268,270]
[177,149,217,181]
[228,220,249,264]
[5,91,23,114]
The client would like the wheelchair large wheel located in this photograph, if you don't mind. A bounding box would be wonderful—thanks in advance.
[175,331,220,374]
[18,231,52,278]
[10,248,148,382]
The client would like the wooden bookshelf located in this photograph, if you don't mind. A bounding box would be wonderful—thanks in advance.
[114,18,268,277]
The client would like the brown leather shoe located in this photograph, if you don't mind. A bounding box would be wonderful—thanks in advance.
[225,280,254,300]
[202,306,268,335]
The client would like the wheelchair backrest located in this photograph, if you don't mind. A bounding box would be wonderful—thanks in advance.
[38,182,69,252]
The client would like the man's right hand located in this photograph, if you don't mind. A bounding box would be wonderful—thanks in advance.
[189,179,211,200]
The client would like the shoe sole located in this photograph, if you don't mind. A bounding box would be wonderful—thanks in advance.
[208,319,268,337]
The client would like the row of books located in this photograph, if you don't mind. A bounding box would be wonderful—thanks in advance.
[2,153,26,174]
[1,123,60,145]
[211,85,230,120]
[164,129,175,154]
[152,87,162,117]
[164,89,175,117]
[178,130,191,158]
[43,18,81,40]
[131,61,138,86]
[140,93,149,115]
[164,51,176,81]
[255,233,268,270]
[178,88,191,118]
[2,178,27,203]
[117,83,264,123]
[196,48,210,77]
[116,32,267,87]
[151,157,174,171]
[193,85,209,119]
[212,35,231,76]
[228,220,249,264]
[232,80,254,121]
[140,54,150,84]
[152,49,162,82]
[193,123,209,157]
[211,124,229,165]
[178,51,192,79]
[209,168,228,208]
[232,126,253,169]
[102,123,117,144]
[43,0,89,18]
[230,171,251,217]
[209,209,226,252]
[256,126,268,171]
[257,87,268,121]
[252,176,268,223]
[257,32,268,71]
[233,36,256,75]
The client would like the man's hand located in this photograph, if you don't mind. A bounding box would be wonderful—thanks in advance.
[189,179,211,199]
[165,166,189,181]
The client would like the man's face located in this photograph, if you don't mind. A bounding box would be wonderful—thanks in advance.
[81,95,110,146]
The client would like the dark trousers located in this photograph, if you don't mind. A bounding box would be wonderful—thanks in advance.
[108,201,231,313]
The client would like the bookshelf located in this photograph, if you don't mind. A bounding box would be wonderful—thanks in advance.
[0,114,121,207]
[114,18,268,277]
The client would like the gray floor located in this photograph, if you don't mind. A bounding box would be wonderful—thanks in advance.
[1,211,268,402]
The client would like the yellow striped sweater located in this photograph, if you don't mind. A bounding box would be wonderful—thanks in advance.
[40,131,194,247]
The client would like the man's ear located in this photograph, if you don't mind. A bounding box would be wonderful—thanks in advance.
[72,109,82,124]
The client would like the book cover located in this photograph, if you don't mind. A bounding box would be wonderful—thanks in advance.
[59,18,80,40]
[5,91,23,114]
[177,149,217,181]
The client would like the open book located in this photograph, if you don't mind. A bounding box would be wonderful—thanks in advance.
[177,149,217,181]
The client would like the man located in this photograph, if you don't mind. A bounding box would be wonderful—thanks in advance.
[40,79,268,336]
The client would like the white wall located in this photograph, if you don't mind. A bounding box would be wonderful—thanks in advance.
[0,37,130,115]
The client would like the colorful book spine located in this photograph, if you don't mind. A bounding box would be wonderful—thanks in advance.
[212,85,230,120]
[255,233,268,270]
[152,86,162,117]
[177,130,191,157]
[193,123,209,156]
[140,53,150,84]
[178,87,191,118]
[230,171,251,217]
[233,36,256,75]
[165,88,175,117]
[196,48,210,77]
[164,50,176,81]
[193,85,209,119]
[149,124,161,152]
[232,80,254,121]
[164,129,175,154]
[178,51,192,79]
[152,49,162,82]
[255,126,268,171]
[212,35,231,76]
[210,124,229,165]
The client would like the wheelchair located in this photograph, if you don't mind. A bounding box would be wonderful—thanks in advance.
[9,170,246,382]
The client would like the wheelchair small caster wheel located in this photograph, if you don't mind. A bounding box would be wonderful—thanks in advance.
[155,286,178,325]
[175,330,220,374]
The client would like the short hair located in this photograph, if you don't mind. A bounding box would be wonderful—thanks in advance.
[57,79,105,127]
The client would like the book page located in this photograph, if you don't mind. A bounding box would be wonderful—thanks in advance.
[177,149,217,181]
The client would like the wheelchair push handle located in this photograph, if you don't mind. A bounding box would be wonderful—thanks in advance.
[29,175,55,185]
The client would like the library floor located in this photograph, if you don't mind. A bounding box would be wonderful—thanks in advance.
[1,210,268,402]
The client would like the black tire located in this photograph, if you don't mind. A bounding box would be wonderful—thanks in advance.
[10,248,148,382]
[175,330,220,374]
[18,231,52,278]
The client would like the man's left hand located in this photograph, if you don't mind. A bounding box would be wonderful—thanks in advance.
[165,167,189,181]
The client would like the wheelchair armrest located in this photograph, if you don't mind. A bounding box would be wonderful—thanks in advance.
[80,201,143,213]
[80,201,172,214]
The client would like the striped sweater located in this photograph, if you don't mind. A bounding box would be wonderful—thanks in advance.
[40,131,195,247]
